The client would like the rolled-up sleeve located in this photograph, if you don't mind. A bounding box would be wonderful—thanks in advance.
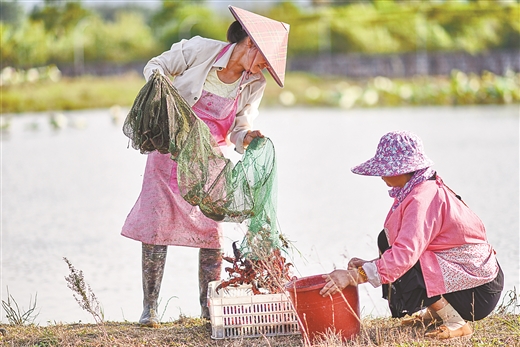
[230,81,266,154]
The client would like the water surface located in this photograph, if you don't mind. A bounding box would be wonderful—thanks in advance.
[1,105,518,324]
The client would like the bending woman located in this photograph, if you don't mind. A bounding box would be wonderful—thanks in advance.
[122,6,289,326]
[320,130,504,340]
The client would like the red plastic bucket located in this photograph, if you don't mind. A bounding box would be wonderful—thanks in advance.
[285,274,360,343]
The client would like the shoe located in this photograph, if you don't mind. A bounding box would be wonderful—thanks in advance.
[425,323,473,340]
[401,310,438,327]
[139,310,160,329]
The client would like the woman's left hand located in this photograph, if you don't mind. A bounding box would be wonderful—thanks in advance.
[244,130,264,147]
[320,269,360,297]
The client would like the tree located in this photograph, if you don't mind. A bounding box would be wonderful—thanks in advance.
[89,3,155,23]
[151,0,206,30]
[0,0,24,26]
[149,1,225,50]
[30,0,92,35]
[0,20,50,67]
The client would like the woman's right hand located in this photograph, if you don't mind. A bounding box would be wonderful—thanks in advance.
[347,257,368,269]
[320,269,359,296]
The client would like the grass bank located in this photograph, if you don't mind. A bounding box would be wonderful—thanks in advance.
[1,313,518,347]
[1,70,518,114]
[0,72,144,114]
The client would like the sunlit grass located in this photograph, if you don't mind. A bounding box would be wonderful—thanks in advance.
[1,72,145,114]
[1,258,518,346]
[264,70,520,108]
[1,70,519,114]
[0,313,518,346]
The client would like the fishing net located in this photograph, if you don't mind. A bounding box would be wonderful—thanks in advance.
[123,71,282,256]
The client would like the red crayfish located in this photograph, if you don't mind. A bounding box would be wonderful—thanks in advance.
[216,241,295,295]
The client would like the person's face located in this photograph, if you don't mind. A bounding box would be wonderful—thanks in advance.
[381,173,412,188]
[246,39,268,73]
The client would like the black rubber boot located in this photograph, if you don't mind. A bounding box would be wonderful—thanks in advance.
[139,243,167,327]
[199,248,222,320]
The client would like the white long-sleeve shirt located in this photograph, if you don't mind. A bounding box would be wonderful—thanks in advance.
[143,35,267,154]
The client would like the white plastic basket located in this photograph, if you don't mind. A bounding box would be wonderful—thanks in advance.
[208,281,300,339]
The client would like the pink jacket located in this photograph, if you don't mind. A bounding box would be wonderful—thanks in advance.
[375,177,497,297]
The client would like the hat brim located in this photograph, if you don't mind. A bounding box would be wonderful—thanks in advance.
[351,157,434,177]
[229,6,289,87]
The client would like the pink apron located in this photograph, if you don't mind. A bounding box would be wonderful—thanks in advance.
[122,46,243,249]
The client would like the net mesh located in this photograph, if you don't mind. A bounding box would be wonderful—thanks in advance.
[123,71,282,255]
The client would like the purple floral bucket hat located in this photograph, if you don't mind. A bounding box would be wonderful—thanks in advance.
[351,131,434,177]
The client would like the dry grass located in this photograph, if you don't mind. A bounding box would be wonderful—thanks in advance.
[0,313,518,347]
[2,265,519,346]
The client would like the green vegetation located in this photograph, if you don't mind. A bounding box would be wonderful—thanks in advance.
[263,69,520,108]
[0,0,518,69]
[1,69,518,114]
[1,1,518,115]
[1,288,39,326]
[1,72,143,113]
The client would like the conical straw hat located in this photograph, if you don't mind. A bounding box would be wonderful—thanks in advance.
[229,6,289,87]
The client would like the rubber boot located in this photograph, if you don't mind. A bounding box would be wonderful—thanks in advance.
[139,243,167,328]
[199,248,222,320]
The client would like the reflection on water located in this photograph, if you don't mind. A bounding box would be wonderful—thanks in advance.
[1,105,518,325]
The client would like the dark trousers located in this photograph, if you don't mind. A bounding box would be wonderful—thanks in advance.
[378,230,504,321]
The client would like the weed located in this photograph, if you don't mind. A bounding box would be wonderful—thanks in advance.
[63,257,107,339]
[159,295,177,322]
[0,313,518,346]
[1,287,39,325]
[496,287,519,315]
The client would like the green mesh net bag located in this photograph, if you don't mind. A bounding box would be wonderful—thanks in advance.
[123,71,282,256]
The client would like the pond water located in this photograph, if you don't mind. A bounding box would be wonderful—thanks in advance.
[1,105,518,325]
